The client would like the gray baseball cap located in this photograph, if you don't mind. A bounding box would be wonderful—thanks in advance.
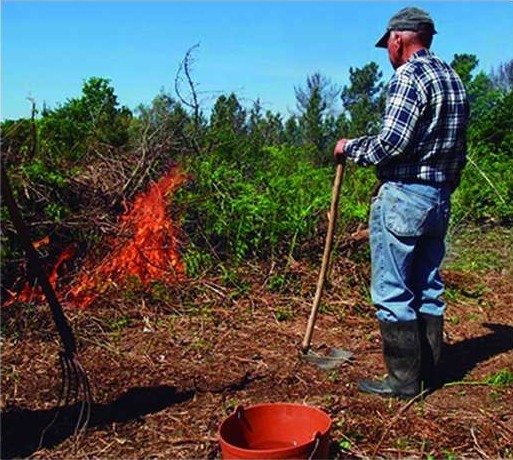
[375,7,437,48]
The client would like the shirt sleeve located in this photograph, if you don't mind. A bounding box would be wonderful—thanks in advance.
[344,70,426,166]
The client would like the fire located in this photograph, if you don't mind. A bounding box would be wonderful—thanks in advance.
[3,167,188,309]
[2,245,76,308]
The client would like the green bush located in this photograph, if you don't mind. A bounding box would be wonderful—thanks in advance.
[177,146,328,267]
[452,144,513,225]
[176,144,378,275]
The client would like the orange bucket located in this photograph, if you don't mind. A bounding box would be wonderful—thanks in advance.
[218,403,332,459]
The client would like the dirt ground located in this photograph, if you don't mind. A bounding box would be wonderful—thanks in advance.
[1,252,512,459]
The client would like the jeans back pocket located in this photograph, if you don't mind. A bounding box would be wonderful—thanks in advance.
[383,183,435,237]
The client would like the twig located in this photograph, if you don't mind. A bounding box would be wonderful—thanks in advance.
[371,390,428,457]
[467,155,506,204]
[470,426,489,459]
[480,409,513,445]
[167,437,218,445]
[444,380,494,387]
[336,431,367,459]
[202,281,229,299]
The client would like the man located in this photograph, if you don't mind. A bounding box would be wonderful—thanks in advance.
[334,6,469,398]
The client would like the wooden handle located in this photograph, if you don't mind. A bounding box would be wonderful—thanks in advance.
[301,160,345,353]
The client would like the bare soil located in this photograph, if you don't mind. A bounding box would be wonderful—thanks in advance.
[1,253,512,459]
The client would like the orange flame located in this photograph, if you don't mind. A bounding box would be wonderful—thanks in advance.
[2,245,76,307]
[3,166,188,309]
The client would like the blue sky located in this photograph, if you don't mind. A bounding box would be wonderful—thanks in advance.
[2,1,513,121]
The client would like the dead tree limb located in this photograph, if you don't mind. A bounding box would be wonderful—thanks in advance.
[174,44,203,155]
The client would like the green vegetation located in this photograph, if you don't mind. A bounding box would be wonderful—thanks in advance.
[444,368,513,387]
[485,368,513,386]
[1,51,512,286]
[177,145,333,266]
[445,226,513,274]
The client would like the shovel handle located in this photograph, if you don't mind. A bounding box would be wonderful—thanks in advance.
[301,159,345,353]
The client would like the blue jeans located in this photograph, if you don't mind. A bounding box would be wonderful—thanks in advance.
[369,181,451,322]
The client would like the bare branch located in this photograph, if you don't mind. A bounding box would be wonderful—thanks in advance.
[174,43,204,155]
[175,43,201,127]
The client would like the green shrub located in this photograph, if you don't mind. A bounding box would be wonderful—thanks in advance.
[176,145,377,275]
[452,144,513,225]
[177,146,329,266]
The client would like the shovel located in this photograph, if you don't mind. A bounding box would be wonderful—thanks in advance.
[300,159,353,370]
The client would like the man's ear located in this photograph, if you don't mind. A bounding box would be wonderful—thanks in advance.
[391,32,403,53]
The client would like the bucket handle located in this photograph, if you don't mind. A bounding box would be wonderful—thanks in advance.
[235,405,244,419]
[308,431,322,460]
[234,405,253,431]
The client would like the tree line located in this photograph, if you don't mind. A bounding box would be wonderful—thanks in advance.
[1,51,512,284]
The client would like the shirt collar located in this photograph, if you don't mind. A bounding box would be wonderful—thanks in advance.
[409,48,433,62]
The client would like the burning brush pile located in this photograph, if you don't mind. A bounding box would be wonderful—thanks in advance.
[3,167,188,309]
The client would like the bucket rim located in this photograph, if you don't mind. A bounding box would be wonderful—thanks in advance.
[218,402,332,455]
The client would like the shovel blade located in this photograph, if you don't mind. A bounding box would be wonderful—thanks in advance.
[301,348,353,370]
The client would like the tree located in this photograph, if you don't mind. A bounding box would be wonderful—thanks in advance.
[135,91,194,156]
[260,111,284,147]
[450,54,479,88]
[210,93,247,136]
[294,72,340,164]
[340,62,385,137]
[40,77,132,160]
[467,79,513,152]
[247,101,284,152]
[283,116,301,147]
[174,44,208,155]
[490,59,513,92]
[208,93,248,163]
[81,77,132,147]
[295,73,339,114]
[0,118,35,165]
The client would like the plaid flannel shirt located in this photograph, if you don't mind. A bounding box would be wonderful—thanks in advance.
[345,49,469,187]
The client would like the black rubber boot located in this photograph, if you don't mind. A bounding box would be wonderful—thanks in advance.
[419,313,444,390]
[358,319,421,399]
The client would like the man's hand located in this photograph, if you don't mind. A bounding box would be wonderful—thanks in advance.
[334,138,348,163]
